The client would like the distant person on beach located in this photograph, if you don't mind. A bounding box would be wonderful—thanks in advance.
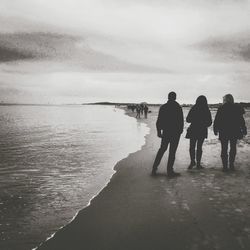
[136,105,141,118]
[131,105,136,112]
[144,105,149,119]
[185,96,212,169]
[140,104,144,115]
[214,94,247,171]
[152,92,184,177]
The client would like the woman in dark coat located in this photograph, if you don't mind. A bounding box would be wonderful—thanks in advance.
[186,96,212,169]
[213,94,247,171]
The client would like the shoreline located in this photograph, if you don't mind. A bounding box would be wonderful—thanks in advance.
[32,107,150,250]
[37,107,250,250]
[0,105,149,250]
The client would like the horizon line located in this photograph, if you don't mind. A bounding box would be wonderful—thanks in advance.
[1,101,250,107]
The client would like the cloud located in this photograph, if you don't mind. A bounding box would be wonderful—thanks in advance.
[1,0,250,72]
[0,32,169,72]
[0,0,250,103]
[0,32,81,60]
[0,46,35,62]
[194,32,250,62]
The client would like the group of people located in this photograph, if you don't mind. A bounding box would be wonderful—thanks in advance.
[151,92,247,177]
[128,104,149,119]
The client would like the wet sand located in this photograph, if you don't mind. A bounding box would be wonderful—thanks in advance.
[37,107,250,250]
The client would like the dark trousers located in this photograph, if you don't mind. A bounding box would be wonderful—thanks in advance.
[152,134,181,173]
[189,138,205,164]
[220,138,237,168]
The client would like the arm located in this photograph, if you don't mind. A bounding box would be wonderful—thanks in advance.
[240,114,247,136]
[186,108,193,123]
[156,107,163,137]
[180,106,184,134]
[237,105,247,135]
[207,109,212,127]
[213,108,221,135]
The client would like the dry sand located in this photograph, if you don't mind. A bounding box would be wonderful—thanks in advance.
[37,106,250,250]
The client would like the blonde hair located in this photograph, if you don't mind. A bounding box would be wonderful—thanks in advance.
[223,94,234,104]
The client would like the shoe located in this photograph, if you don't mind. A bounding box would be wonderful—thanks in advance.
[196,164,204,169]
[167,171,181,177]
[222,167,228,172]
[229,162,235,171]
[151,169,157,176]
[188,161,196,170]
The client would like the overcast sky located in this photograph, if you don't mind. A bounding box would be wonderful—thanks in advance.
[0,0,250,104]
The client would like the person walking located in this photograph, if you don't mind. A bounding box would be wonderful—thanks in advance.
[213,94,247,171]
[144,105,149,119]
[151,92,184,177]
[140,104,144,115]
[185,96,212,169]
[136,105,141,118]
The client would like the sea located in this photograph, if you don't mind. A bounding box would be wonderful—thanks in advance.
[0,105,149,250]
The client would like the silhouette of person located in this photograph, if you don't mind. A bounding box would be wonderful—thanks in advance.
[131,105,136,112]
[144,105,149,119]
[136,104,141,118]
[140,104,144,115]
[185,96,212,169]
[152,92,184,177]
[214,94,247,171]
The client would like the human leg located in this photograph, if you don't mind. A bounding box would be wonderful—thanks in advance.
[229,139,237,170]
[152,137,169,174]
[167,135,181,175]
[220,139,229,171]
[188,138,196,169]
[196,138,205,169]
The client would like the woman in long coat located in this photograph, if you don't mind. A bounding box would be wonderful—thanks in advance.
[213,94,247,171]
[186,96,212,169]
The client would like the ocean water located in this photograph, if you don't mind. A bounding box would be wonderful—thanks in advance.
[0,105,149,250]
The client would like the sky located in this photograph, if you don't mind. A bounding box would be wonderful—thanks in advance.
[0,0,250,104]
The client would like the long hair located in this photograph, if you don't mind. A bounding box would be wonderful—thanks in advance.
[223,94,234,104]
[188,95,210,124]
[195,95,208,108]
[193,95,210,118]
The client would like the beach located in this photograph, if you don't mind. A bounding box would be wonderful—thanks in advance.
[1,1,250,250]
[36,106,250,250]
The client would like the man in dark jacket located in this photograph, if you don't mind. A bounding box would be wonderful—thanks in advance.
[213,94,247,171]
[151,92,184,177]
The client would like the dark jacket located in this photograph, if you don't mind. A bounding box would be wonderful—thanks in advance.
[186,105,212,139]
[156,100,184,136]
[213,103,247,140]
